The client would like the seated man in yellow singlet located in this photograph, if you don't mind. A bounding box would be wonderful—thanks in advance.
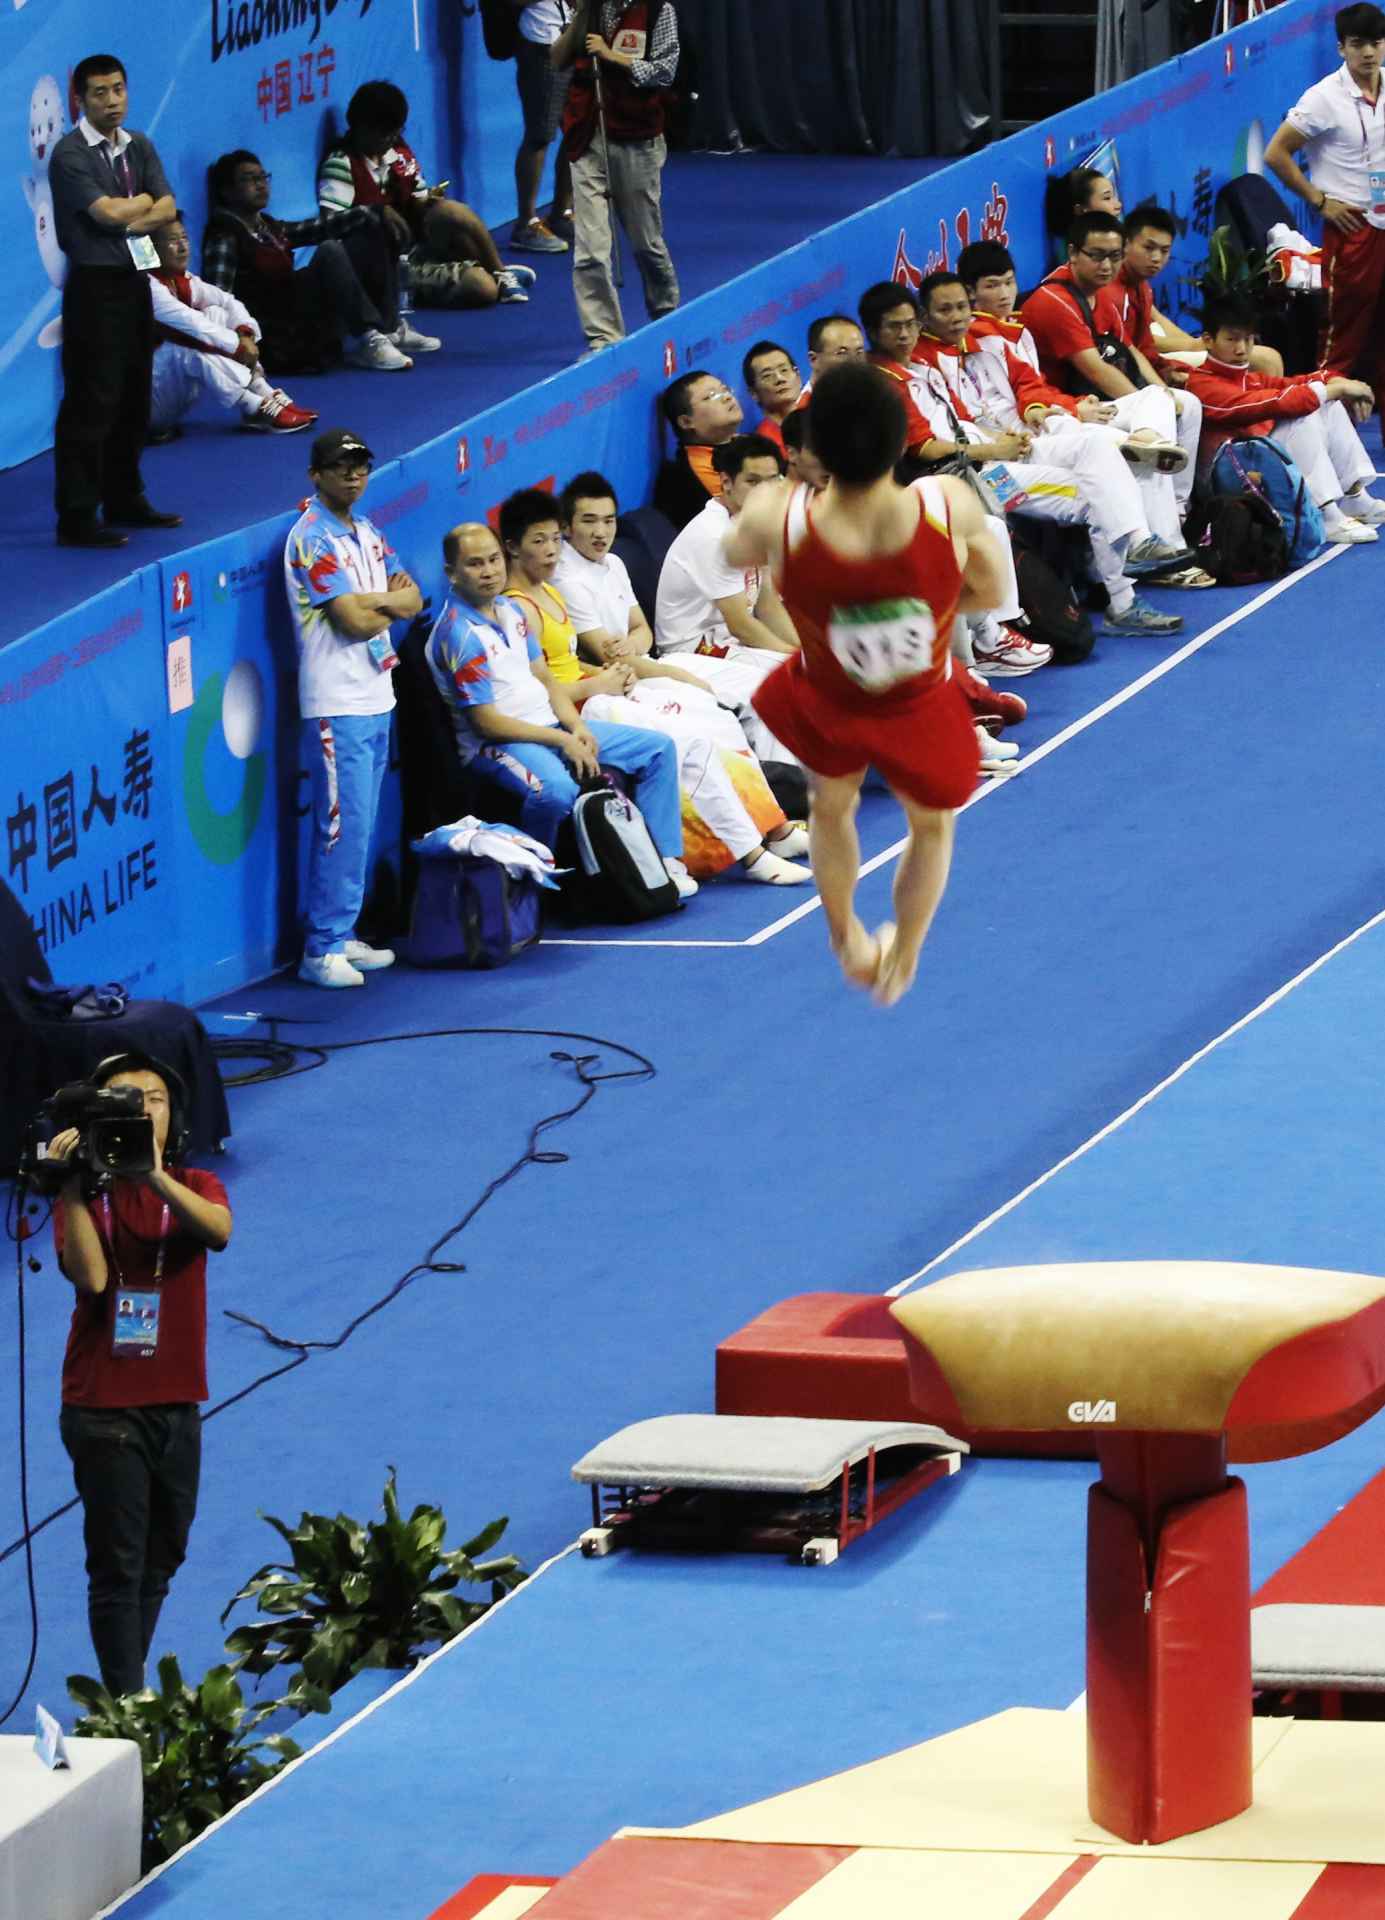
[499,487,811,884]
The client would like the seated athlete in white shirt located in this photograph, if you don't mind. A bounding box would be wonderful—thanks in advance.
[653,435,804,761]
[150,218,316,436]
[507,483,809,881]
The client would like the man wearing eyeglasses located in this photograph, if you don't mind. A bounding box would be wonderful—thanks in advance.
[203,148,410,374]
[283,430,422,988]
[1021,211,1190,515]
[653,367,745,528]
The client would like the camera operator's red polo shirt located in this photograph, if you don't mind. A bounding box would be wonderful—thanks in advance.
[55,1169,227,1408]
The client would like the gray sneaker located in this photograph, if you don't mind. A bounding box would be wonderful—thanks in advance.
[511,218,569,254]
[1124,534,1194,576]
[345,328,413,371]
[1104,597,1184,635]
[393,320,441,354]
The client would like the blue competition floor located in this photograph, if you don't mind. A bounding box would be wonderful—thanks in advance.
[4,461,1385,1915]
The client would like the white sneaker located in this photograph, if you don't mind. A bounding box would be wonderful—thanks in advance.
[743,849,812,884]
[393,321,441,354]
[345,329,413,371]
[1342,491,1385,525]
[1120,437,1188,474]
[342,939,395,971]
[972,624,1053,676]
[767,824,810,860]
[976,726,1020,776]
[663,857,699,900]
[299,952,365,988]
[1325,514,1379,544]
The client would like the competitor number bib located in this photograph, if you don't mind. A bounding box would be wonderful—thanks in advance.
[827,596,937,693]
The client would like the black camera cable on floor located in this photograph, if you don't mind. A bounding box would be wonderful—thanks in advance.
[0,1023,655,1728]
[0,1173,47,1730]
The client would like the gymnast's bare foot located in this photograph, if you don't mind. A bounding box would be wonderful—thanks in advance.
[832,916,882,991]
[873,923,919,1007]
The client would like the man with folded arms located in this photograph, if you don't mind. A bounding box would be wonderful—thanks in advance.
[48,53,180,548]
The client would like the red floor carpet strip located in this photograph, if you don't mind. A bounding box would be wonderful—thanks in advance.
[1255,1467,1385,1607]
[1016,1855,1103,1918]
[1288,1864,1385,1918]
[517,1837,855,1917]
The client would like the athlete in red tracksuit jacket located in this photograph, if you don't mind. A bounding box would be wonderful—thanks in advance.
[1188,302,1384,532]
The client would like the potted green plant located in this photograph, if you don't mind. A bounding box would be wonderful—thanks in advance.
[68,1656,302,1869]
[221,1467,525,1712]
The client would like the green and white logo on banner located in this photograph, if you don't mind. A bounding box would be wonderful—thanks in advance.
[182,660,268,865]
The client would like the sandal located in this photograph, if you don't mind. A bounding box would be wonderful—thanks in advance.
[1156,565,1217,588]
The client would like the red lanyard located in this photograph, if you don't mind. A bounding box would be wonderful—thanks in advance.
[1354,89,1382,156]
[100,1194,171,1288]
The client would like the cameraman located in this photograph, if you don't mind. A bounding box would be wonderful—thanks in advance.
[48,1055,231,1697]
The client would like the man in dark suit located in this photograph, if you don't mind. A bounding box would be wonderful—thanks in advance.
[48,55,181,548]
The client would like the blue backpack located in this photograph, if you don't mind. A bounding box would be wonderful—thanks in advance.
[1208,437,1325,568]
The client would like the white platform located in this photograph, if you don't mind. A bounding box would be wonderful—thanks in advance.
[0,1733,142,1920]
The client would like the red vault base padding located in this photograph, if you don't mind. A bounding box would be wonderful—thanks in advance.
[716,1293,1094,1459]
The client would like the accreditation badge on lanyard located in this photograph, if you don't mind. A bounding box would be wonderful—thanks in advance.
[1356,94,1385,228]
[104,1196,170,1358]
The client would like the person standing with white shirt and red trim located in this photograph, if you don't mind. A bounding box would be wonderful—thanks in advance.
[283,430,422,988]
[1267,3,1385,418]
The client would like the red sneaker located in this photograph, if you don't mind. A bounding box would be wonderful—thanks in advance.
[245,392,318,434]
[956,660,1028,729]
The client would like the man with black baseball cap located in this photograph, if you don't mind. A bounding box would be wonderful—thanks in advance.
[283,429,421,986]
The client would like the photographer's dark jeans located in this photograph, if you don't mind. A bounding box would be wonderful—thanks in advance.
[59,1403,201,1697]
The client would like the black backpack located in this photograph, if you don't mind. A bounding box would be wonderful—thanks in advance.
[1009,522,1096,663]
[568,785,681,921]
[1185,492,1288,585]
[1047,278,1147,394]
[480,0,521,60]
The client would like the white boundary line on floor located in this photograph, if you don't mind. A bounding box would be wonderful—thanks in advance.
[885,896,1385,1301]
[94,1541,579,1915]
[543,937,747,949]
[546,547,1346,954]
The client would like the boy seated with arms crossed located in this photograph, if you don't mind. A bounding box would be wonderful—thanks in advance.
[150,215,316,437]
[1189,293,1384,541]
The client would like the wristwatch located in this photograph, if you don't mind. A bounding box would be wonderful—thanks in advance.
[1315,189,1328,211]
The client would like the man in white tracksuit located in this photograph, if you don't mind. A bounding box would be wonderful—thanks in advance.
[911,273,1192,638]
[150,216,315,435]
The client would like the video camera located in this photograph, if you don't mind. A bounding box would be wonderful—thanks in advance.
[23,1082,156,1194]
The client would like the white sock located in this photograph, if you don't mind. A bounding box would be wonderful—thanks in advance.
[1107,582,1135,616]
[1322,500,1350,527]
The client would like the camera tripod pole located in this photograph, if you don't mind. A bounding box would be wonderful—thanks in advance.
[590,41,624,290]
